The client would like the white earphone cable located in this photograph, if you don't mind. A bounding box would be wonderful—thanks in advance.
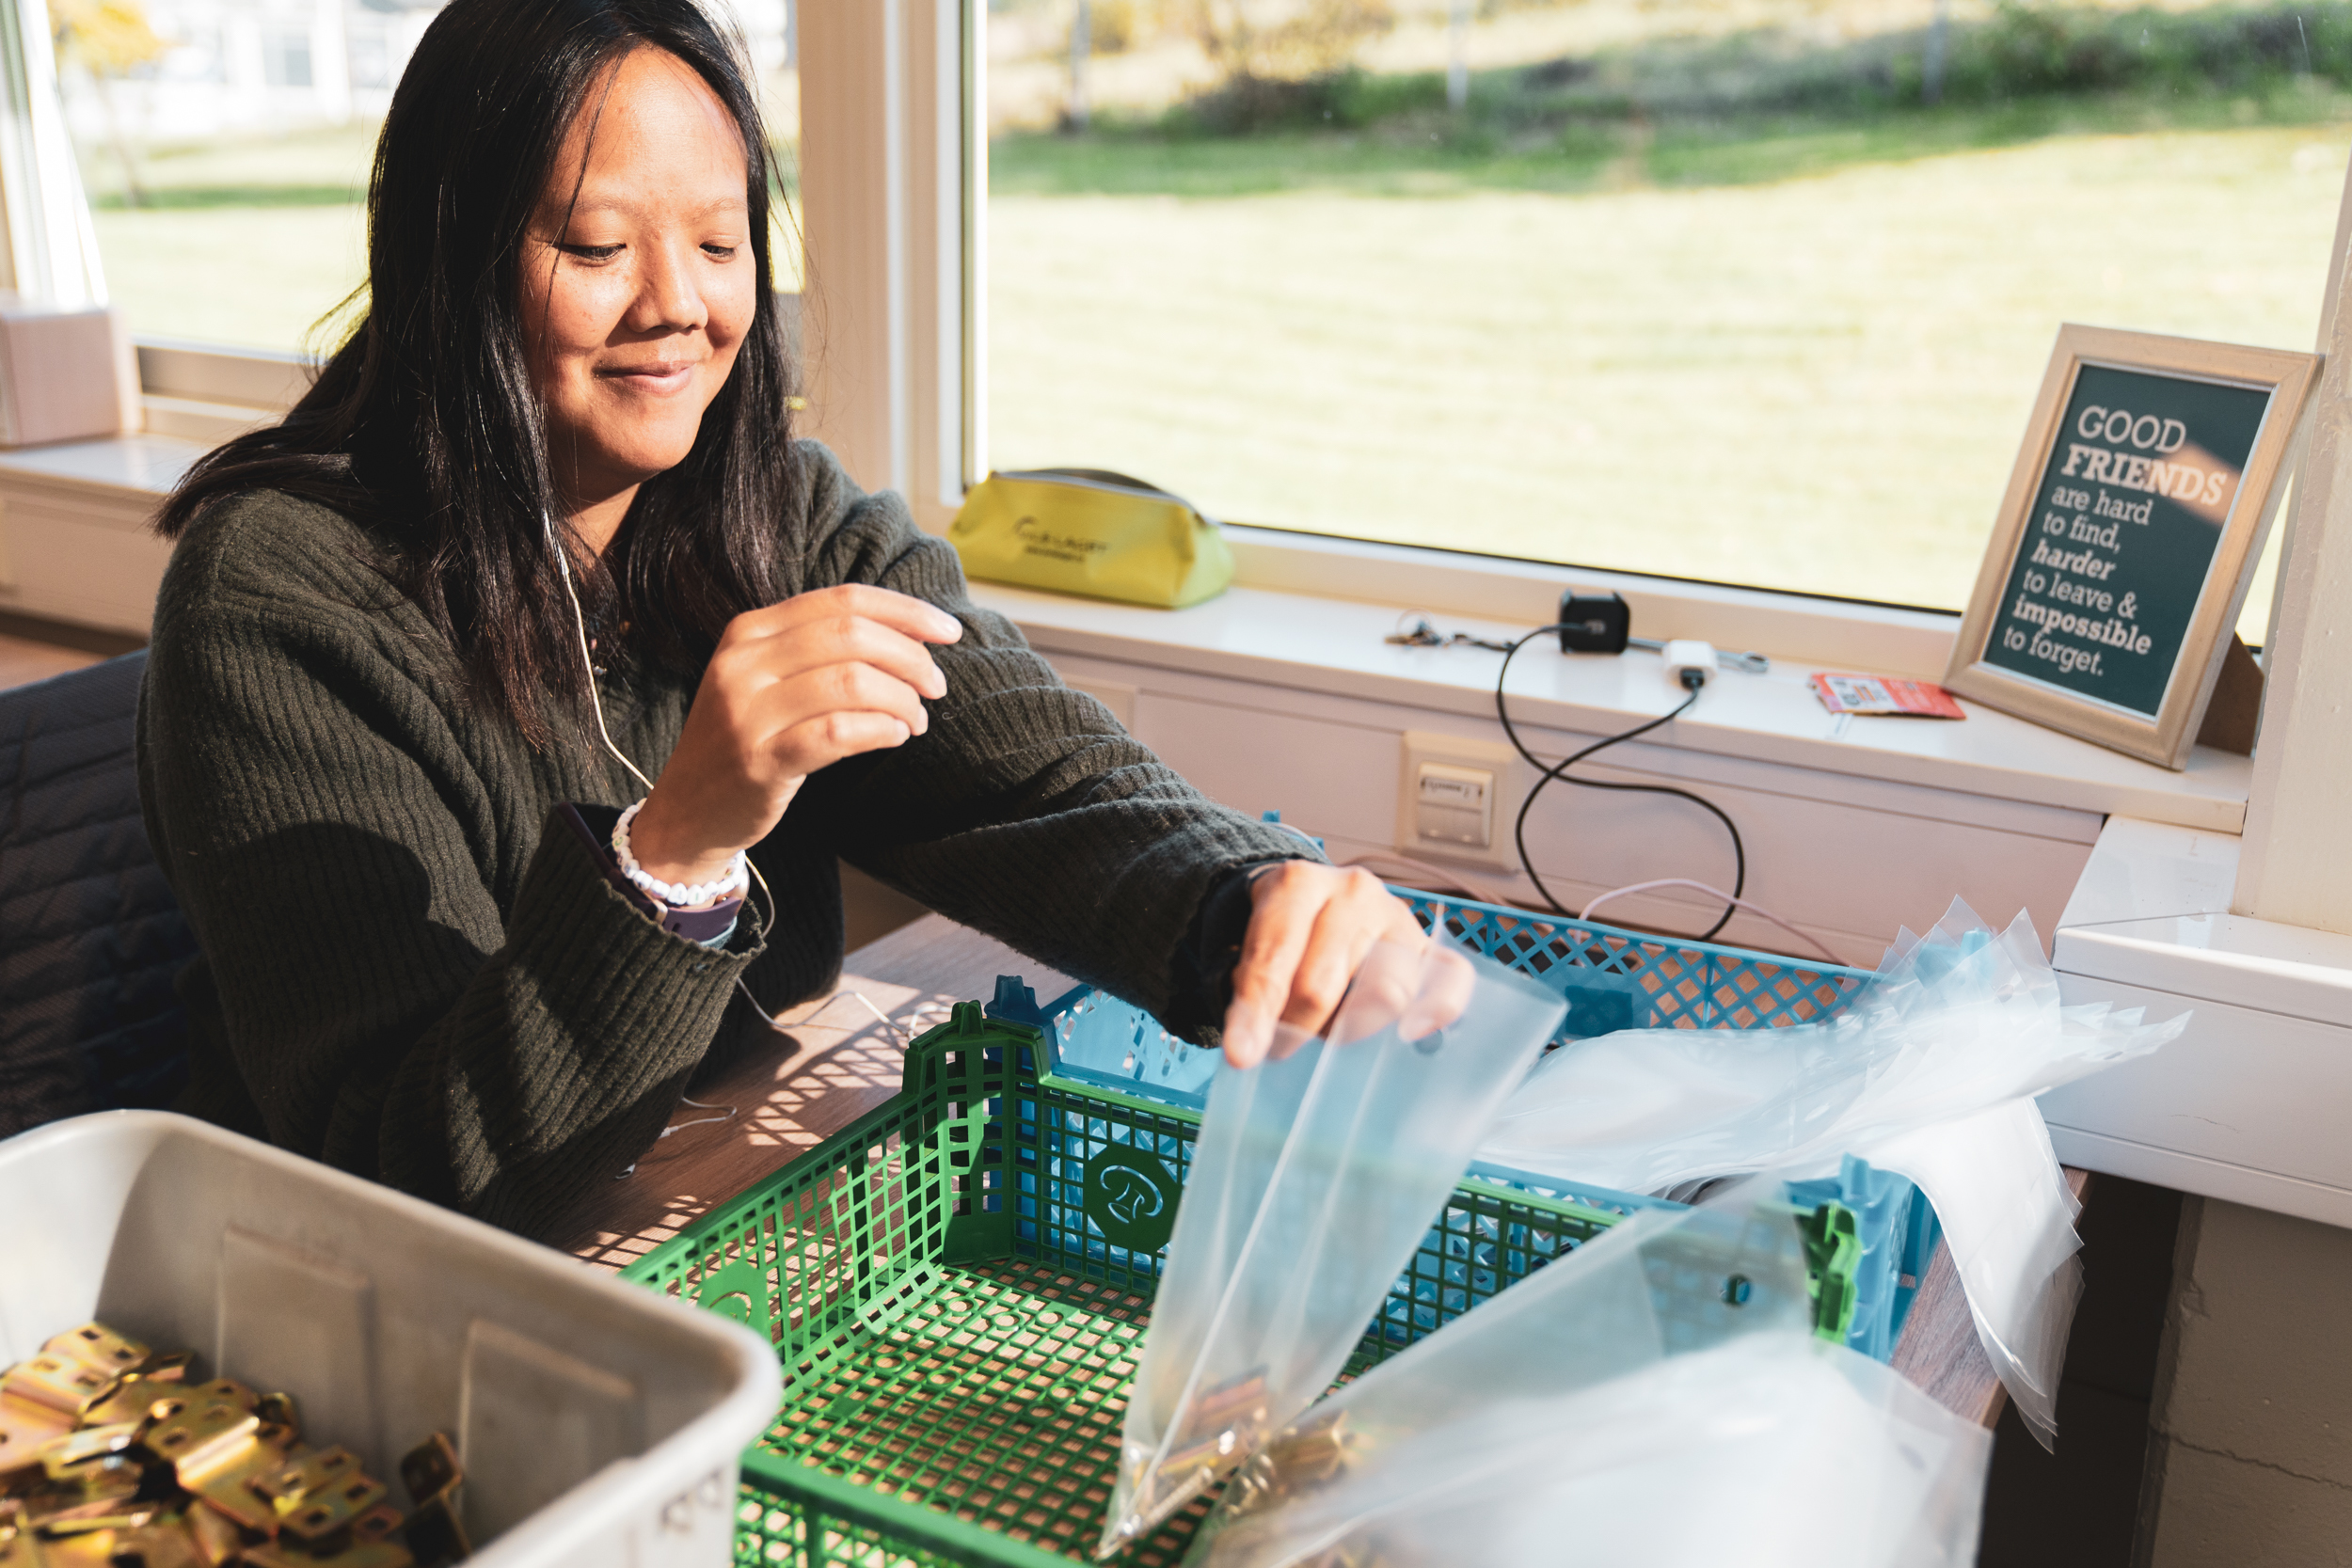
[549,521,657,795]
[545,515,785,1041]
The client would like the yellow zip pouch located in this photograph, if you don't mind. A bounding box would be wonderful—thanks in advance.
[947,468,1234,610]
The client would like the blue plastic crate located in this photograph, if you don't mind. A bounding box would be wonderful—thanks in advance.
[996,885,1940,1363]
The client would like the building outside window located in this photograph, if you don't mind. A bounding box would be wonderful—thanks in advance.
[984,0,2348,638]
[259,28,312,87]
[54,0,800,354]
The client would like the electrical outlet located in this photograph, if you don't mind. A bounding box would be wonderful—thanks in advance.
[1396,731,1527,871]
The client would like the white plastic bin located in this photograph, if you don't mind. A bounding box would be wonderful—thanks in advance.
[0,1111,782,1567]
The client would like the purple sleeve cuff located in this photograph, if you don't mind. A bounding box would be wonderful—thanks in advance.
[555,803,744,946]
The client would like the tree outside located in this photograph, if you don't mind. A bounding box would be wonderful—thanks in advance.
[50,0,167,204]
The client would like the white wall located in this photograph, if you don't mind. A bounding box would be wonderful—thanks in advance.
[1042,642,2101,967]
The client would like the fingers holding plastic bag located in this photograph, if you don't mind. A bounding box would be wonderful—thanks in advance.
[1325,934,1477,1051]
[1102,940,1564,1555]
[1393,942,1475,1045]
[1221,865,1470,1068]
[1239,939,1474,1066]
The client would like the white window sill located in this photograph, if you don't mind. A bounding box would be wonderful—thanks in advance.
[0,433,2251,833]
[1211,523,1967,679]
[2044,816,2352,1227]
[2057,817,2350,1026]
[0,433,213,498]
[969,578,2253,834]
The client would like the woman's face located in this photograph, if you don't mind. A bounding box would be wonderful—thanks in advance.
[521,47,757,515]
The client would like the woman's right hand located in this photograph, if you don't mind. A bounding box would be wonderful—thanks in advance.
[626,584,963,890]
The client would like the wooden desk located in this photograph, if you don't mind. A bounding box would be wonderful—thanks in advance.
[1894,1164,2092,1429]
[556,915,1071,1275]
[561,912,2058,1431]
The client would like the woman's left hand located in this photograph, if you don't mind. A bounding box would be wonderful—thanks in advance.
[1221,863,1476,1069]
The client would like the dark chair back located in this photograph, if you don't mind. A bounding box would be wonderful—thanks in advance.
[0,651,197,1139]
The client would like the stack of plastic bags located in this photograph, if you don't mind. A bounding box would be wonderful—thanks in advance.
[1092,900,2164,1562]
[1476,897,2186,1445]
[1098,940,1565,1556]
[1182,1180,1992,1568]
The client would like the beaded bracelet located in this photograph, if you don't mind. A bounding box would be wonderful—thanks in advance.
[612,799,750,908]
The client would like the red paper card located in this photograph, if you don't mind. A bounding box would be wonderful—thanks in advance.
[1811,673,1967,720]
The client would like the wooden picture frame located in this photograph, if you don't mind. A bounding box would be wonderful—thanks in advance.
[1946,325,2321,769]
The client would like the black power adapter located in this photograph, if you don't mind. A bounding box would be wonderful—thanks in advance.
[1556,589,1630,654]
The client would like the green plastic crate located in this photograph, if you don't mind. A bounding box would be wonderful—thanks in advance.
[622,1001,1859,1568]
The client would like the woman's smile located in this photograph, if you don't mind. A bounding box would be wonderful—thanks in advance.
[596,356,702,395]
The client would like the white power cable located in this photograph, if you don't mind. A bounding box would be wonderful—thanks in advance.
[1577,879,1843,966]
[798,987,914,1046]
[613,1094,739,1180]
[1339,852,1514,910]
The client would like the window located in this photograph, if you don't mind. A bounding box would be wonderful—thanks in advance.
[261,31,312,88]
[982,0,2343,638]
[62,0,803,355]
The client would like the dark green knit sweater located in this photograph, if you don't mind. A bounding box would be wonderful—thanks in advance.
[137,440,1304,1239]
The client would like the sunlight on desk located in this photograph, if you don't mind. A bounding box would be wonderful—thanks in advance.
[559,917,1071,1274]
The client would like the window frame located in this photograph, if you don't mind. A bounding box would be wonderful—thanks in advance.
[84,0,2325,691]
[792,0,970,530]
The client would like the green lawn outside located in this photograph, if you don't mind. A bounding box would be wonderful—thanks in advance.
[98,204,366,352]
[991,70,2352,197]
[87,120,374,353]
[988,121,2347,629]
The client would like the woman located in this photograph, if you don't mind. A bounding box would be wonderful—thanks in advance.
[140,0,1452,1240]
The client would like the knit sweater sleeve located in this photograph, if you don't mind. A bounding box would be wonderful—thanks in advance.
[785,444,1314,1040]
[137,496,759,1238]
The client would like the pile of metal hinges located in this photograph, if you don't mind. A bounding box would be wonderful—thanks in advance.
[0,1323,469,1568]
[1153,1366,1272,1503]
[1204,1409,1359,1528]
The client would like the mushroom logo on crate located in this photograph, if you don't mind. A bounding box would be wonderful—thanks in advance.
[1086,1145,1180,1250]
[694,1259,773,1344]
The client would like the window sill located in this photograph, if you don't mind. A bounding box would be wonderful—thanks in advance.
[2044,816,2352,1227]
[968,578,2253,834]
[1213,523,1967,679]
[0,432,2251,834]
[2056,817,2351,1027]
[0,433,210,498]
[0,435,209,636]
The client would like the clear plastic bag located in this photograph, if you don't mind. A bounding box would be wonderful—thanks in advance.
[1475,897,2186,1446]
[1099,939,1565,1557]
[1191,1337,1988,1568]
[1187,1180,1990,1568]
[1867,1101,2084,1448]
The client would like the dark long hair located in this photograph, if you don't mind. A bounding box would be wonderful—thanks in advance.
[155,0,795,746]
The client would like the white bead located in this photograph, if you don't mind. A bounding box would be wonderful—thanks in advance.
[612,800,748,908]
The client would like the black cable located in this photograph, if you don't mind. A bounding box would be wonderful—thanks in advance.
[1492,624,1747,942]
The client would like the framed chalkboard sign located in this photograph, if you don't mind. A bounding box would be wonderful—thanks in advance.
[1946,325,2320,768]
